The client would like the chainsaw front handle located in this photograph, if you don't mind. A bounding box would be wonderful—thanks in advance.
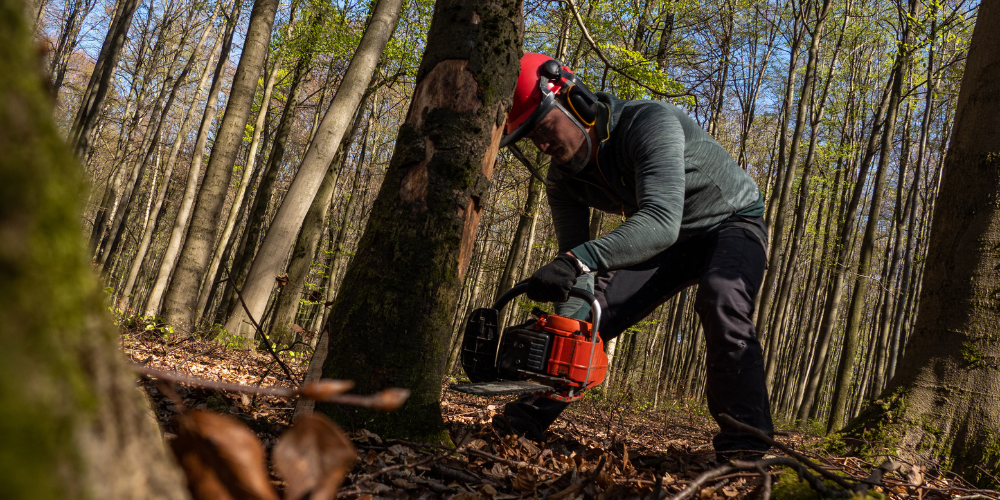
[491,281,602,396]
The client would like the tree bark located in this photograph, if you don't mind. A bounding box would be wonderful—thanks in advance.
[841,1,1000,485]
[162,0,280,331]
[318,0,523,442]
[225,0,403,339]
[0,5,187,496]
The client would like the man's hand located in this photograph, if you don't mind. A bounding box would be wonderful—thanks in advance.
[527,254,582,302]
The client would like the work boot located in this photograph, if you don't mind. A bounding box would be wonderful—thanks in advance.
[492,395,569,443]
[491,413,545,442]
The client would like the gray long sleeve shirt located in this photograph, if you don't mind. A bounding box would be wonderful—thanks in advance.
[547,92,763,272]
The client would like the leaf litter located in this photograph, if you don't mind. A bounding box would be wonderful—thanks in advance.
[124,328,1000,499]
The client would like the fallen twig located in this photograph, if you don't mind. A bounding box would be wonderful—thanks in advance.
[223,268,296,383]
[718,413,864,493]
[338,452,447,496]
[134,364,409,410]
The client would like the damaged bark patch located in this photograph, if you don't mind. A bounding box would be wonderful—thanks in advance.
[406,59,482,132]
[399,136,433,214]
[457,195,482,282]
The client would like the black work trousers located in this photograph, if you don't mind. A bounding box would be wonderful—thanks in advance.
[504,216,774,452]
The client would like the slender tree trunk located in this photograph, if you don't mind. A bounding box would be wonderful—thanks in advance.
[161,0,280,331]
[215,51,313,326]
[144,0,240,317]
[118,4,224,310]
[797,68,896,422]
[195,55,283,319]
[225,0,403,338]
[270,95,374,342]
[826,4,912,432]
[69,0,143,158]
[495,175,542,298]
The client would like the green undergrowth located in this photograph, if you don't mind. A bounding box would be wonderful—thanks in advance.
[772,467,887,500]
[825,388,911,462]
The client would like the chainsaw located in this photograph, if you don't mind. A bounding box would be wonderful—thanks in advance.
[449,282,608,402]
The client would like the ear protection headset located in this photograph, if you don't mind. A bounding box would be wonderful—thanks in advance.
[539,59,601,126]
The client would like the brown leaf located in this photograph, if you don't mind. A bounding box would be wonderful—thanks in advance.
[513,468,537,492]
[907,465,924,486]
[298,380,355,401]
[170,410,279,500]
[273,414,358,500]
[275,273,289,286]
[292,323,309,334]
[370,388,410,410]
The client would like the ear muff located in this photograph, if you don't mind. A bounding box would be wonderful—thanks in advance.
[539,58,599,126]
[566,83,599,126]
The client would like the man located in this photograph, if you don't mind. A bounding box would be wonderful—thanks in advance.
[495,53,773,458]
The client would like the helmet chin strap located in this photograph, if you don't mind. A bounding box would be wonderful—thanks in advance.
[552,101,592,177]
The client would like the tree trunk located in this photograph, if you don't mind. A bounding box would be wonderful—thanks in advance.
[840,2,1000,485]
[195,55,283,320]
[69,0,143,158]
[117,4,224,310]
[495,174,542,299]
[0,5,187,496]
[318,0,522,442]
[270,95,374,342]
[161,0,280,331]
[215,50,312,326]
[145,0,240,317]
[225,0,403,339]
[826,3,912,432]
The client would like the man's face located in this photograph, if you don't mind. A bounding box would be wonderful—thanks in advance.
[526,105,589,165]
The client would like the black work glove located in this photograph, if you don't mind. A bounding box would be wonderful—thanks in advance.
[527,254,582,303]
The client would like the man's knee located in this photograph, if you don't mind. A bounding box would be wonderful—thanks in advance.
[694,271,762,369]
[694,271,754,321]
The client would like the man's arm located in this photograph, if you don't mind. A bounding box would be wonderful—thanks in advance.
[570,106,686,271]
[545,188,595,319]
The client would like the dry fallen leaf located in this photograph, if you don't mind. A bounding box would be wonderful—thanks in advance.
[272,414,357,500]
[298,380,355,401]
[170,410,279,500]
[513,468,537,492]
[907,465,925,486]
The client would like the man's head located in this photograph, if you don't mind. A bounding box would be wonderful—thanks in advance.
[501,53,601,175]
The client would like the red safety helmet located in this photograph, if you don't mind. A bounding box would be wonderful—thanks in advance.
[500,53,600,149]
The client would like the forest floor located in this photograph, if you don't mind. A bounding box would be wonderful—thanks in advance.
[122,328,999,500]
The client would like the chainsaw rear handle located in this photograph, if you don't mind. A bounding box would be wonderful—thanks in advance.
[491,281,603,392]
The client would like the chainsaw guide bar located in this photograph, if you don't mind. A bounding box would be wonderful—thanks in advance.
[449,381,554,397]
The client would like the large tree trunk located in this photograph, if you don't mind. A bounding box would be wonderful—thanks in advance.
[840,1,1000,486]
[318,0,523,442]
[161,0,280,331]
[0,5,187,497]
[225,0,403,339]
